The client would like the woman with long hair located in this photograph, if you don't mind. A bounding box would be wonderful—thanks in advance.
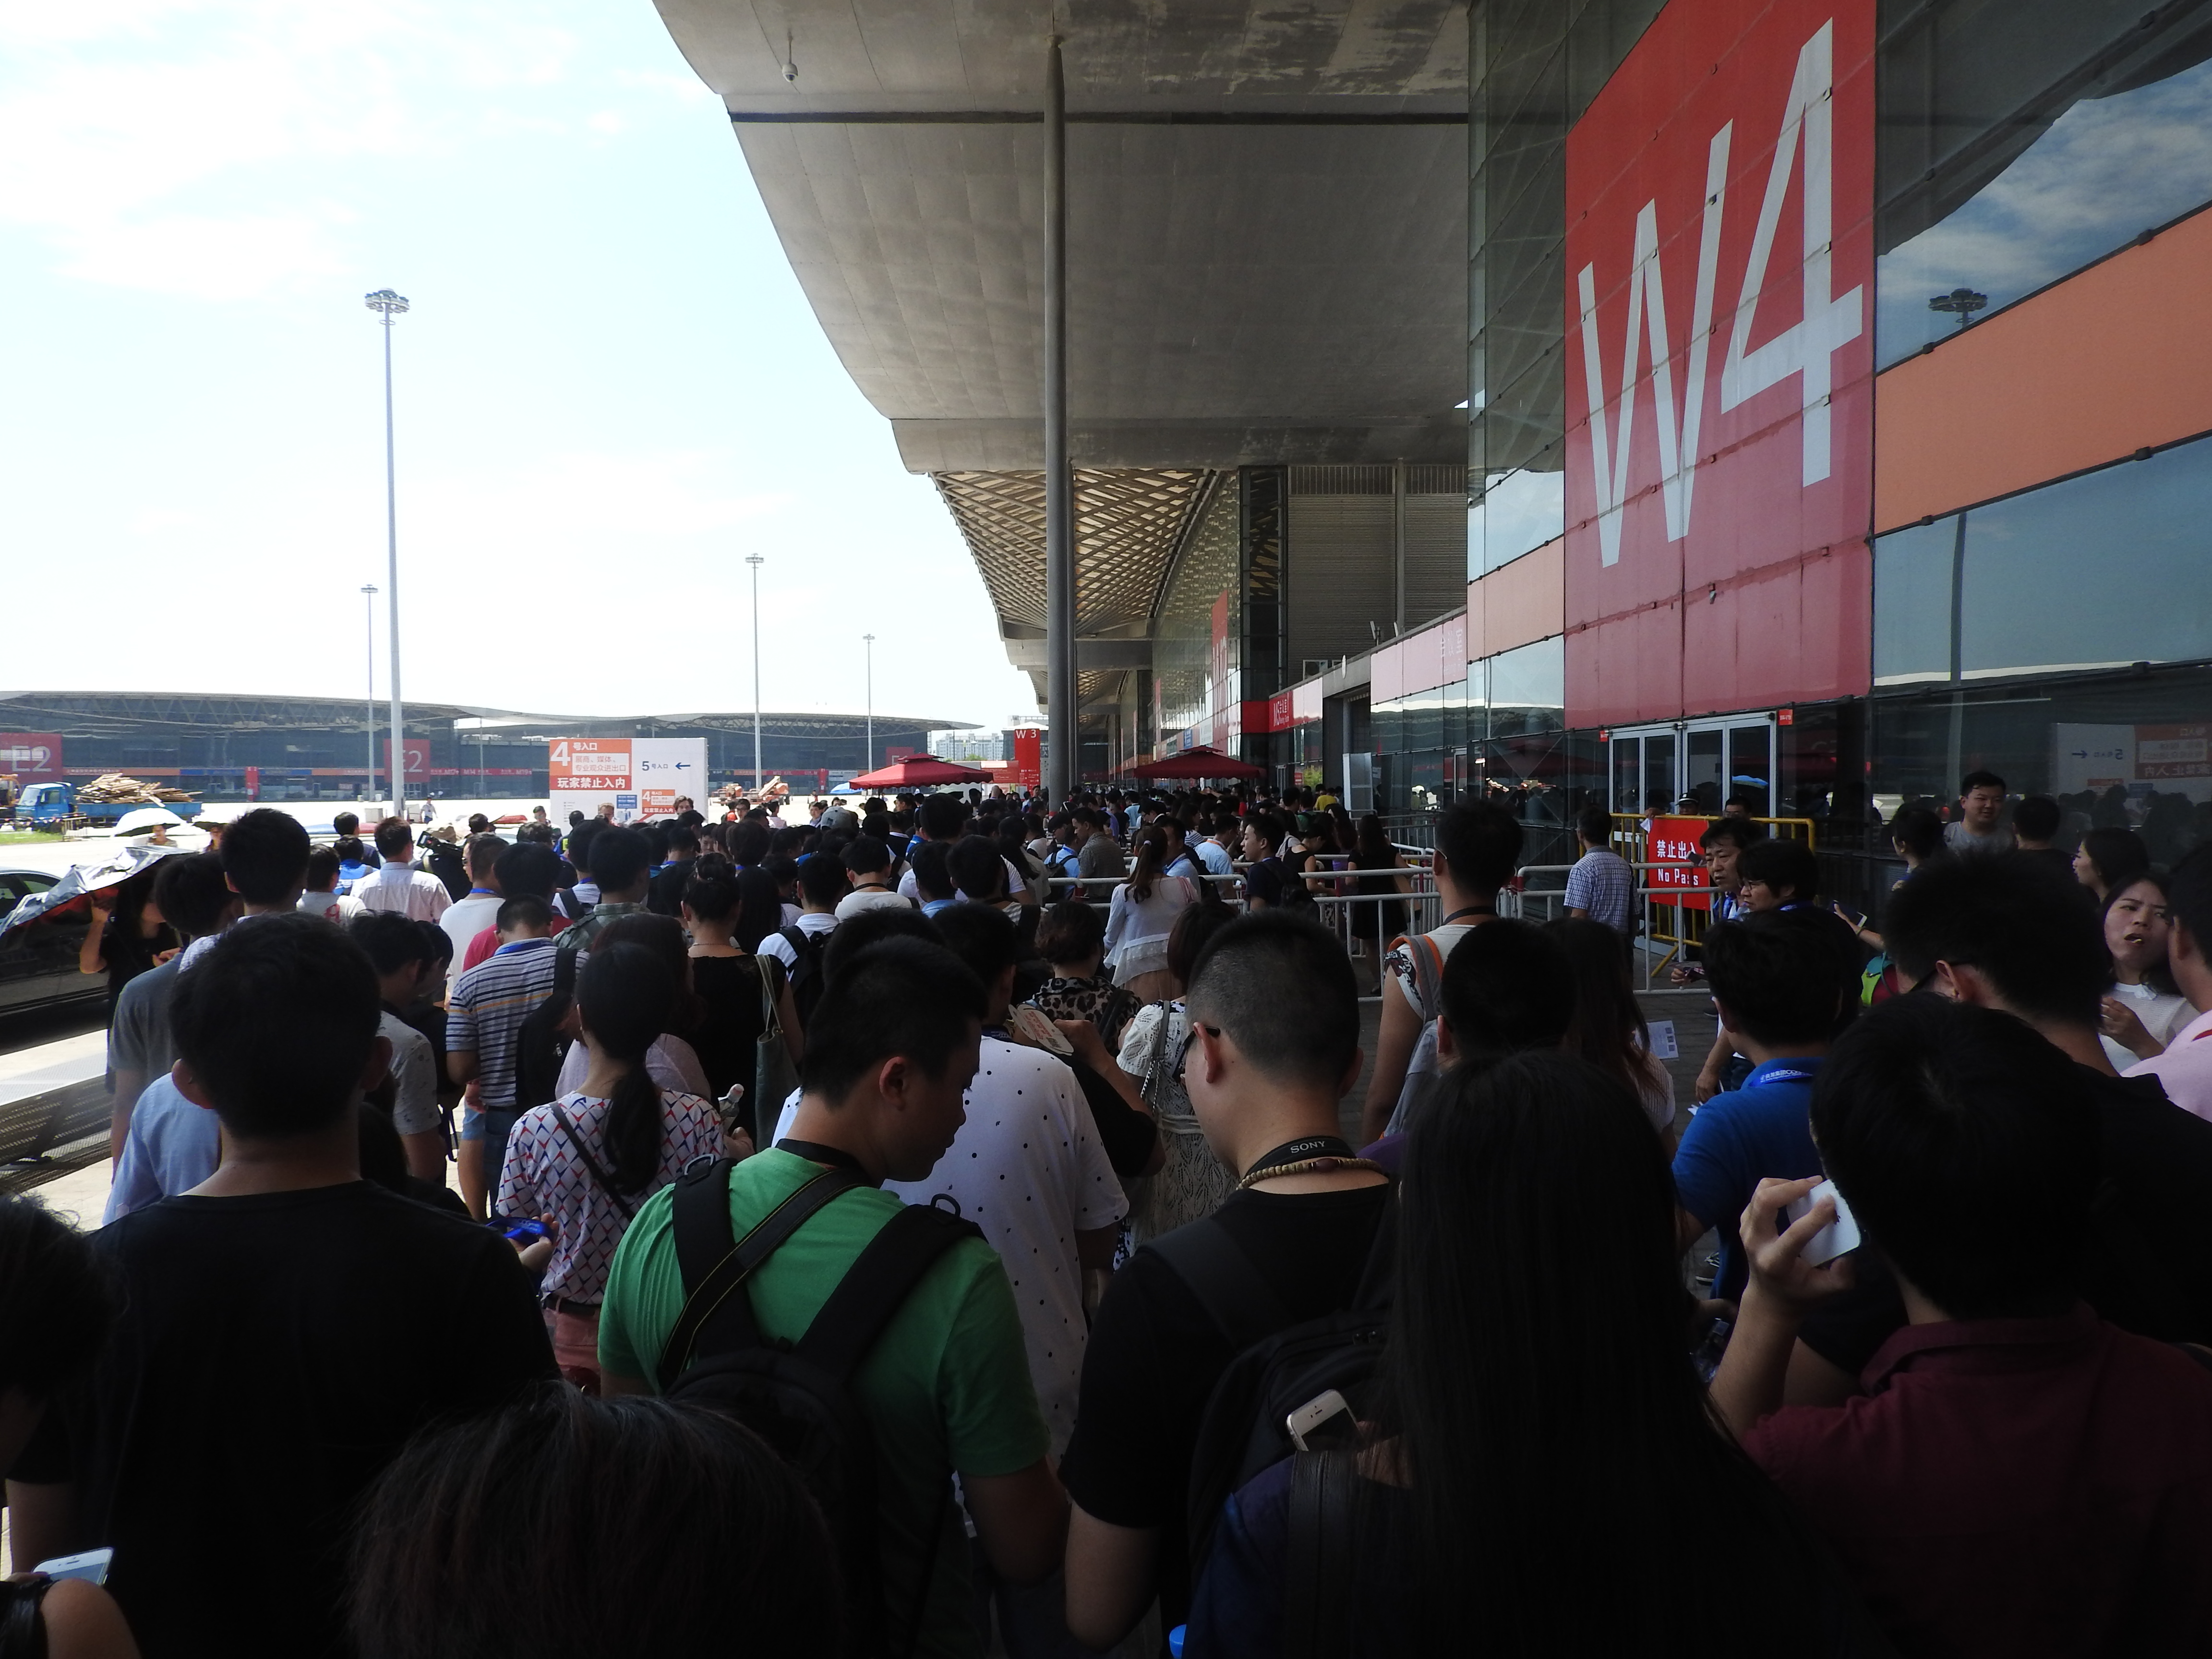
[2074,824,2151,902]
[1346,813,1410,990]
[552,913,711,1101]
[1113,901,1241,1243]
[78,863,178,1023]
[2098,870,2198,1068]
[1548,915,1676,1143]
[495,944,721,1392]
[1103,823,1200,1003]
[1189,1052,1875,1657]
[680,858,802,1112]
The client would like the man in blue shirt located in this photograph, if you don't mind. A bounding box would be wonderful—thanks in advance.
[1671,908,1858,1302]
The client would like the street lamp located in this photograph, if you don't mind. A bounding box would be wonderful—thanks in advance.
[1928,287,1987,331]
[359,583,379,803]
[863,633,876,775]
[364,287,410,820]
[746,554,765,793]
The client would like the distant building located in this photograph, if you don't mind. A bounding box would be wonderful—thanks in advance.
[0,692,971,803]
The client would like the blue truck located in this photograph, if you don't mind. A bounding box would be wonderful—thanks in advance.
[17,782,203,828]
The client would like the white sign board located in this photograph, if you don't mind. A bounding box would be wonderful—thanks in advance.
[548,737,708,825]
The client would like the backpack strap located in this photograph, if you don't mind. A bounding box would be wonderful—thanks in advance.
[656,1160,865,1389]
[1146,1218,1292,1355]
[1284,1449,1358,1659]
[794,1204,983,1382]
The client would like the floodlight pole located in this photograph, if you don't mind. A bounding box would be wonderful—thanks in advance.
[365,288,410,821]
[360,584,379,801]
[863,633,876,774]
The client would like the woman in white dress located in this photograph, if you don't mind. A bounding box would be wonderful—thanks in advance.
[1102,824,1200,1004]
[2099,871,2199,1070]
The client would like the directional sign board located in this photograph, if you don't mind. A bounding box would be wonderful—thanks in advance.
[549,737,707,824]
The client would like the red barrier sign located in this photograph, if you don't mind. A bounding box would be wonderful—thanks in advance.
[1645,816,1712,911]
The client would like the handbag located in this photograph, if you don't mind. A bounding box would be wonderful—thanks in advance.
[751,954,801,1147]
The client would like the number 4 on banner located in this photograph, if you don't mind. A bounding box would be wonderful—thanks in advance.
[1718,18,1863,486]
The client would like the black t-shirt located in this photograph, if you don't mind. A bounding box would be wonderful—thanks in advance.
[1058,1181,1391,1630]
[1801,1066,2212,1373]
[647,857,696,917]
[687,954,770,1101]
[13,1182,554,1659]
[98,916,176,1020]
[1243,857,1286,908]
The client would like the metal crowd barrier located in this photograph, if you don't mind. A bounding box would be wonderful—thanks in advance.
[1514,859,1735,991]
[1036,853,1441,1002]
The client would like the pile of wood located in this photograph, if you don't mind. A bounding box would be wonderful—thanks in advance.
[76,773,198,805]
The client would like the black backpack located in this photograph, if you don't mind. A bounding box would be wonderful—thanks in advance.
[777,923,835,1027]
[1150,1198,1395,1580]
[510,947,576,1113]
[657,1158,981,1659]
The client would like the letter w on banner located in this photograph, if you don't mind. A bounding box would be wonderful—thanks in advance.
[1576,19,1864,566]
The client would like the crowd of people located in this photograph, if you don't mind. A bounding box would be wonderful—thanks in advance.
[2,771,2210,1659]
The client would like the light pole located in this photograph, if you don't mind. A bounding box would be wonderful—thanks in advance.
[365,288,410,821]
[863,633,876,776]
[746,554,765,793]
[1928,286,1987,333]
[359,584,379,804]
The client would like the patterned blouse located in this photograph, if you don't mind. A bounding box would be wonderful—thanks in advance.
[496,1089,721,1303]
[1030,974,1136,1048]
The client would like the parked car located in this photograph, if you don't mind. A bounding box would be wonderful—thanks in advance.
[0,867,102,1018]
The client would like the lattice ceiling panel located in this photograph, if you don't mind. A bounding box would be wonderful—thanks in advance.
[933,469,1219,636]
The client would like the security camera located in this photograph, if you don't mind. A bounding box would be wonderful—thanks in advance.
[782,59,797,81]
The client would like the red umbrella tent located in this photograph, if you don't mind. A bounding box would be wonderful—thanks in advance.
[849,756,994,789]
[1129,746,1265,781]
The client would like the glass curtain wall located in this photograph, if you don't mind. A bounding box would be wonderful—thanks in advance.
[1468,0,1668,578]
[1876,0,2212,364]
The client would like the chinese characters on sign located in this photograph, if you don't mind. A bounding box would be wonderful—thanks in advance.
[1645,816,1713,912]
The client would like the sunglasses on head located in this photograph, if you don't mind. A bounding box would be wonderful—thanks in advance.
[1173,1022,1223,1084]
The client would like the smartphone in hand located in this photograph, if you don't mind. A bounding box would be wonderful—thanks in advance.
[1782,1178,1862,1266]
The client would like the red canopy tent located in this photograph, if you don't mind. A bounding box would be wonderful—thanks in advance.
[849,756,994,789]
[1128,745,1265,781]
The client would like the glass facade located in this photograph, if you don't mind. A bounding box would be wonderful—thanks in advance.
[1875,0,2212,364]
[1468,0,1668,579]
[1875,432,2212,685]
[1345,0,2212,895]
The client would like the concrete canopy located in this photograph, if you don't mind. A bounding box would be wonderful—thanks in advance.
[652,0,1470,472]
[652,1,1469,709]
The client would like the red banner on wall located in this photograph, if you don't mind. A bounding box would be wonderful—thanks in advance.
[1563,0,1876,727]
[1013,729,1042,789]
[0,733,64,783]
[385,738,430,783]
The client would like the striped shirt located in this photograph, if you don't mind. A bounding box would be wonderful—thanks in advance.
[1565,847,1637,935]
[446,937,562,1110]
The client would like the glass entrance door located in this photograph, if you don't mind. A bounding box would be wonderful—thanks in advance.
[1611,719,1776,817]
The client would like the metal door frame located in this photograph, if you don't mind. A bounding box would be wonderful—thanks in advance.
[1609,716,1778,816]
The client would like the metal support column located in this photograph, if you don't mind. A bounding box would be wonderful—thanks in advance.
[1043,36,1076,803]
[1392,458,1407,634]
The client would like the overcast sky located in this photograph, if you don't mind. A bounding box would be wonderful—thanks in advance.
[0,0,1039,732]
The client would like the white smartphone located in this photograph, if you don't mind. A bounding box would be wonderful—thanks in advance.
[35,1547,112,1586]
[1286,1388,1354,1452]
[1783,1178,1862,1266]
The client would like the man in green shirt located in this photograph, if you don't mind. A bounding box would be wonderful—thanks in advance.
[599,935,1066,1659]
